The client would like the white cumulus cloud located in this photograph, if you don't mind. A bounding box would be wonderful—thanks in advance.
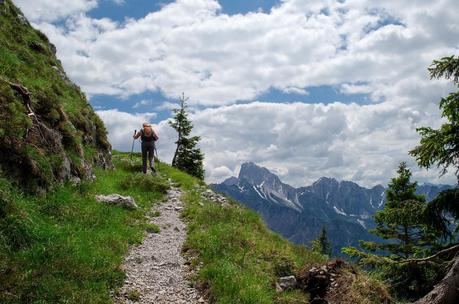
[15,0,459,105]
[13,0,459,187]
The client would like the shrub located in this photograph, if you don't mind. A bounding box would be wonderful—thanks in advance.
[116,158,142,173]
[127,289,141,301]
[145,223,160,234]
[119,174,169,194]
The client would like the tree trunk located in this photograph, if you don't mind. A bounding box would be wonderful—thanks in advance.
[172,142,180,167]
[414,256,459,304]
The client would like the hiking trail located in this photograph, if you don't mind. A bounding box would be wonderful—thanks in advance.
[115,186,206,304]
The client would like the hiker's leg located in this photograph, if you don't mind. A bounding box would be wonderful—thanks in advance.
[147,142,154,171]
[141,141,147,174]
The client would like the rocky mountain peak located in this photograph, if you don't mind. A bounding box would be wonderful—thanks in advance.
[222,176,238,186]
[312,176,339,189]
[212,162,452,255]
[238,162,282,188]
[371,184,385,192]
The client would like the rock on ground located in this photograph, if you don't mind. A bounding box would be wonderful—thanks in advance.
[115,187,206,304]
[96,194,138,210]
[277,275,297,291]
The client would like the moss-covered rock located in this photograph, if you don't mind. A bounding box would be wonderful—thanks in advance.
[0,0,112,192]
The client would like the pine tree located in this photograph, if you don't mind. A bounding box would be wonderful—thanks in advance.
[366,162,435,259]
[342,162,439,299]
[410,55,459,184]
[409,55,459,242]
[407,56,459,304]
[169,93,205,179]
[342,56,459,303]
[312,226,331,256]
[344,163,434,260]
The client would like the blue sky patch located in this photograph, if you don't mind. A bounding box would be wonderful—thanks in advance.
[218,0,280,15]
[88,0,281,23]
[89,0,173,22]
[364,11,405,33]
[90,90,174,122]
[89,84,372,120]
[254,85,371,105]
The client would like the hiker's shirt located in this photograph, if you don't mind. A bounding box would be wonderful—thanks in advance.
[140,128,156,143]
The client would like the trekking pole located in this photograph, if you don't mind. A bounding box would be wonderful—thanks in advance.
[130,130,136,162]
[154,146,160,173]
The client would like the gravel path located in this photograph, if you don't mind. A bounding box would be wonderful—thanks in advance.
[115,187,205,304]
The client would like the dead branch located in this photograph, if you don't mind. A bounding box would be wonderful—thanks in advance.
[400,244,459,264]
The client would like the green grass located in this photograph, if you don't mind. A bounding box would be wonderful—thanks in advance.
[0,151,390,303]
[126,289,141,301]
[151,210,161,217]
[161,165,326,303]
[0,152,169,303]
[145,223,160,234]
[0,0,111,192]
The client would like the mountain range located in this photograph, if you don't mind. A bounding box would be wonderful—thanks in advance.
[211,162,452,254]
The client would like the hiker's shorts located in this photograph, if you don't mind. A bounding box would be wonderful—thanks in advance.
[141,141,155,173]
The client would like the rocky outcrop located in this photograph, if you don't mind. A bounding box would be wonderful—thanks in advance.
[0,0,112,192]
[276,276,297,291]
[200,188,229,206]
[95,194,138,210]
[274,259,350,304]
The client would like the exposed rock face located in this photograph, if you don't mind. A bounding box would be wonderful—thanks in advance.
[95,194,138,210]
[0,0,112,192]
[211,162,452,255]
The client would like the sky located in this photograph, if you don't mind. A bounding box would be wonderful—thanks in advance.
[14,0,459,187]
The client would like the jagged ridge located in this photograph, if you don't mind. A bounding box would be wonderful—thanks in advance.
[212,162,451,254]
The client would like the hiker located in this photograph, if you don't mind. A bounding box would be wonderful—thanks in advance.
[133,123,159,174]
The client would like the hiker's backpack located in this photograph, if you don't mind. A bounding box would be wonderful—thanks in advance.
[141,127,158,142]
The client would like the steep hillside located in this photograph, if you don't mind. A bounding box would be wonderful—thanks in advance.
[0,0,111,192]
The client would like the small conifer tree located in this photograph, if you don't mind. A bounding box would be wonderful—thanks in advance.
[312,226,331,256]
[169,93,205,179]
[365,162,436,259]
[343,163,442,299]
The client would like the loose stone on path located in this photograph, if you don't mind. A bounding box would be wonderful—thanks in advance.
[115,187,206,304]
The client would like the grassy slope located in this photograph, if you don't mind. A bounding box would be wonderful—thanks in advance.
[0,0,110,191]
[0,152,168,303]
[0,152,389,303]
[163,166,320,303]
[161,165,390,304]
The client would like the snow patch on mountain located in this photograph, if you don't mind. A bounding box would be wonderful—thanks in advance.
[333,206,347,216]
